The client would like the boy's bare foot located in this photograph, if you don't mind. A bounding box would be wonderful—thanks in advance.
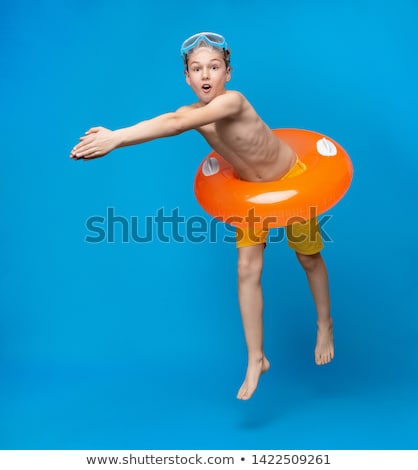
[315,320,334,365]
[237,356,270,400]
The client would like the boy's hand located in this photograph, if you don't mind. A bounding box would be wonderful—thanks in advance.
[70,127,117,160]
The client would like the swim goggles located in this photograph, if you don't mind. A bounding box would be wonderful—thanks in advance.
[180,32,228,57]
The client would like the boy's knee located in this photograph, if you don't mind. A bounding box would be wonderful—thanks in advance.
[296,251,322,272]
[238,250,263,282]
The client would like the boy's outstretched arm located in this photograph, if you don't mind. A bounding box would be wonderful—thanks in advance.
[70,92,243,160]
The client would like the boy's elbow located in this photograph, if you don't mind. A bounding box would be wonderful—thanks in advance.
[169,114,189,135]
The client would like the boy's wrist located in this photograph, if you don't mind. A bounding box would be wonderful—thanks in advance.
[112,129,126,149]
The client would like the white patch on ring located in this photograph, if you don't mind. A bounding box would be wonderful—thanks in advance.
[247,190,298,204]
[316,137,337,157]
[202,157,220,176]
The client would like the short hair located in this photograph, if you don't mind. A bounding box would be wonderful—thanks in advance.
[183,40,231,71]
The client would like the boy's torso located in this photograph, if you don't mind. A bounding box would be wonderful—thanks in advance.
[192,92,296,182]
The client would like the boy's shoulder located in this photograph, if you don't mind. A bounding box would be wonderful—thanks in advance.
[176,91,246,114]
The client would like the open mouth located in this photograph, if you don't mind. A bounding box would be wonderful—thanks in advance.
[202,84,212,92]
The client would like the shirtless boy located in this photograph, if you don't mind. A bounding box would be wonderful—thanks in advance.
[70,32,334,401]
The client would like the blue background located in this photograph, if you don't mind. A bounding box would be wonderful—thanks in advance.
[1,0,417,450]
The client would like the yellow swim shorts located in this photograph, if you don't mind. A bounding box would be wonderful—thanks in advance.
[235,158,324,255]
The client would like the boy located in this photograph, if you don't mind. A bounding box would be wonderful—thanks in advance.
[70,32,334,401]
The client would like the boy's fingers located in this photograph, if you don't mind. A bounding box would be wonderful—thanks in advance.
[71,143,88,156]
[86,126,102,135]
[71,127,103,159]
[80,134,95,141]
[79,136,95,147]
[70,148,102,160]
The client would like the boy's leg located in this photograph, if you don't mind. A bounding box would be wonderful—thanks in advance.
[295,252,334,365]
[236,243,270,400]
[287,218,334,365]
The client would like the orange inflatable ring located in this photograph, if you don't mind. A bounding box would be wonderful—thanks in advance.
[194,128,353,227]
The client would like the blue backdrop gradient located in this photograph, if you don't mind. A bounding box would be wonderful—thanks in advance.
[1,0,417,450]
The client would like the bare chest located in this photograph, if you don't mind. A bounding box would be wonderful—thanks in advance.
[197,121,248,154]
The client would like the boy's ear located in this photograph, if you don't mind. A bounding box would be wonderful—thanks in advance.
[185,71,191,86]
[225,67,231,83]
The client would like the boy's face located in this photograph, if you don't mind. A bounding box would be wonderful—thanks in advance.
[185,48,231,104]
